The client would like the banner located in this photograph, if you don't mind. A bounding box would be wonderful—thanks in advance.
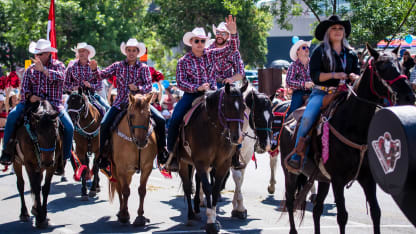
[47,0,57,59]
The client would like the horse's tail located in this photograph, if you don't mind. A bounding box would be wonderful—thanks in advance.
[108,165,117,203]
[295,174,308,225]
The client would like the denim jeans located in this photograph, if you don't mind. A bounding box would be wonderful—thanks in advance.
[286,90,310,117]
[99,106,121,153]
[93,93,110,111]
[2,102,74,160]
[150,105,166,149]
[167,92,203,151]
[291,89,326,161]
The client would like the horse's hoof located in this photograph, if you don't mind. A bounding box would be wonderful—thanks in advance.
[81,195,89,201]
[19,214,30,222]
[309,194,317,204]
[267,185,275,194]
[88,190,97,197]
[133,216,150,227]
[231,209,247,219]
[61,176,67,182]
[117,212,130,224]
[205,221,221,234]
[35,218,49,229]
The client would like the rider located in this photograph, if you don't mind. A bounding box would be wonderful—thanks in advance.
[285,40,314,116]
[0,39,75,174]
[165,15,240,171]
[208,21,245,169]
[64,42,110,111]
[96,38,168,172]
[286,15,360,172]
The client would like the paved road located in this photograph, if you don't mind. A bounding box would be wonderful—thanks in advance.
[0,152,414,234]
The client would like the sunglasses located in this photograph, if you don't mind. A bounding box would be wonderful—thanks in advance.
[216,31,229,37]
[193,39,206,44]
[35,53,45,56]
[298,46,309,51]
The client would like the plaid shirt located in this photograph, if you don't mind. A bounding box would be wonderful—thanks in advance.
[176,34,240,93]
[99,60,151,109]
[21,58,66,111]
[286,59,312,90]
[208,43,245,82]
[64,60,101,92]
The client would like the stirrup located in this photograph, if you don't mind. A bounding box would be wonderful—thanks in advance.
[284,150,302,175]
[164,152,179,172]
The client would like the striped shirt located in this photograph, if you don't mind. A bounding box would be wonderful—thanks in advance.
[208,43,245,82]
[99,60,152,109]
[21,58,66,111]
[286,59,312,90]
[176,34,240,93]
[64,60,101,92]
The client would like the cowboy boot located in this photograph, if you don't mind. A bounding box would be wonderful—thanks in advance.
[165,152,179,172]
[0,139,17,166]
[157,147,169,165]
[232,147,245,170]
[287,136,307,170]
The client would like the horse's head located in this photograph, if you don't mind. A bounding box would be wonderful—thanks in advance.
[127,92,154,148]
[366,44,415,105]
[245,88,272,153]
[28,101,59,168]
[219,81,248,145]
[67,87,88,123]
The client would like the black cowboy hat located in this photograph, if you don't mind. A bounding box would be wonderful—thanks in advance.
[315,15,351,41]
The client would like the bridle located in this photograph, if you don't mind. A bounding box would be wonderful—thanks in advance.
[67,92,100,138]
[217,89,245,130]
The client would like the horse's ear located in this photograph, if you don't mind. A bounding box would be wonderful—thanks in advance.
[78,87,83,95]
[366,43,379,60]
[392,45,400,56]
[240,78,248,93]
[145,92,154,104]
[225,83,231,94]
[129,93,135,104]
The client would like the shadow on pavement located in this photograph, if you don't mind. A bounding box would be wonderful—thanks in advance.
[0,219,67,233]
[80,216,160,233]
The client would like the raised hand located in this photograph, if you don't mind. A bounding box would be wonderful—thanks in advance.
[32,57,44,72]
[225,15,237,34]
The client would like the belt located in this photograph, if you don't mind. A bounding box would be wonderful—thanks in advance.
[314,85,337,94]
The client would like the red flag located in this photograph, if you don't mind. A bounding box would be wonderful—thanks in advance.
[47,0,57,59]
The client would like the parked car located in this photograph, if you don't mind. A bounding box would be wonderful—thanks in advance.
[245,70,258,82]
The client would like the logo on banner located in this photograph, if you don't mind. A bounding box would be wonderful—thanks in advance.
[371,132,401,174]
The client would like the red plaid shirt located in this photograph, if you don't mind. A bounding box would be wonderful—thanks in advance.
[21,58,66,111]
[64,60,102,92]
[99,60,152,109]
[286,59,312,90]
[176,34,240,93]
[208,43,245,82]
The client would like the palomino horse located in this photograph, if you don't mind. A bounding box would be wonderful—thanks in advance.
[108,93,158,226]
[280,44,415,234]
[67,87,102,200]
[176,82,247,234]
[12,100,62,228]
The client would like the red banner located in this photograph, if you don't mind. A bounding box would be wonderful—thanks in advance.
[47,0,57,59]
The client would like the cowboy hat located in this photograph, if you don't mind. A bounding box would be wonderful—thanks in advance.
[315,15,351,41]
[120,39,146,57]
[28,39,58,54]
[289,40,311,61]
[72,42,96,59]
[182,27,211,48]
[212,22,230,35]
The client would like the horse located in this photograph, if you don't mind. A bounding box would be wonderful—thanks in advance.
[175,82,248,233]
[66,87,103,200]
[12,100,62,228]
[193,85,273,219]
[280,44,416,234]
[108,92,158,226]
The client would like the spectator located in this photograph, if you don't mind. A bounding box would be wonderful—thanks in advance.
[409,67,416,91]
[402,50,415,78]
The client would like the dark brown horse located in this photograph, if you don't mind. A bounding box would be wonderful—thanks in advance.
[12,100,62,228]
[280,44,415,234]
[175,82,248,234]
[67,88,102,200]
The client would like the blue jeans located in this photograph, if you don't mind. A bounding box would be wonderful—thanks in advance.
[291,89,326,161]
[167,92,203,151]
[3,102,74,160]
[286,90,310,117]
[99,106,121,153]
[93,93,110,111]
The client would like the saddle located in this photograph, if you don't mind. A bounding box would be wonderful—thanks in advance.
[269,100,290,155]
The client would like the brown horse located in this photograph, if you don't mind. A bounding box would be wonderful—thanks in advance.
[176,82,248,234]
[108,92,158,226]
[12,100,62,228]
[67,88,102,200]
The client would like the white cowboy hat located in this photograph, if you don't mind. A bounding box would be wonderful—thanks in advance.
[28,39,58,54]
[289,40,311,61]
[212,22,230,35]
[182,27,211,48]
[72,42,96,59]
[120,39,146,58]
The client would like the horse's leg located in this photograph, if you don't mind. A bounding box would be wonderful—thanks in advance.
[268,154,278,194]
[313,182,330,234]
[194,172,202,214]
[89,149,100,196]
[285,173,299,234]
[118,177,130,224]
[231,167,247,219]
[358,175,381,234]
[14,162,29,221]
[77,147,89,200]
[133,163,152,227]
[178,161,199,225]
[38,168,54,228]
[332,180,348,234]
[26,167,44,228]
[197,168,219,234]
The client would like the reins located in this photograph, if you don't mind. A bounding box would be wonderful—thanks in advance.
[217,89,245,130]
